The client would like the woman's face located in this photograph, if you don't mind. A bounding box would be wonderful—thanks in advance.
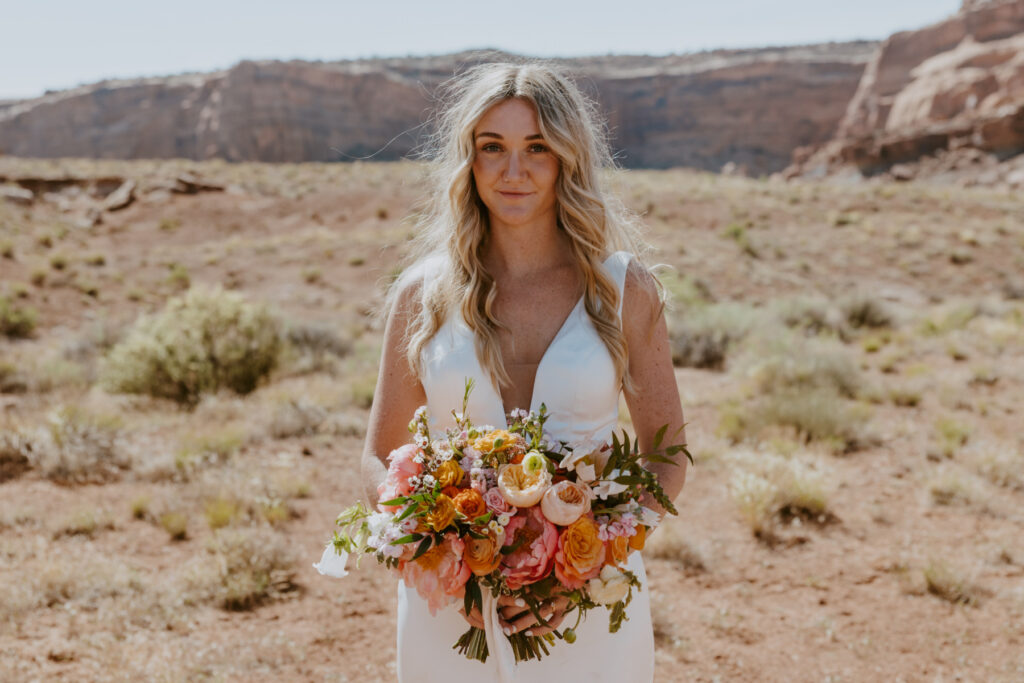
[471,98,560,230]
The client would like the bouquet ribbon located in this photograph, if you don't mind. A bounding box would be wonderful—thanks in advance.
[481,591,517,682]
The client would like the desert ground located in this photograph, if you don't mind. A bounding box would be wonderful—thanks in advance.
[1,157,1022,682]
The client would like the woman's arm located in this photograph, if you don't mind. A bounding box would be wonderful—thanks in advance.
[621,258,688,519]
[360,277,428,505]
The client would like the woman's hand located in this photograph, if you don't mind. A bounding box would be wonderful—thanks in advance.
[457,593,571,637]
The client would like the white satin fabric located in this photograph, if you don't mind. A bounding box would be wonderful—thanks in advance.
[395,251,655,683]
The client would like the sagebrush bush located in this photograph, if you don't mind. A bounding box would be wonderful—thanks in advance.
[10,406,129,484]
[773,296,849,340]
[668,302,762,369]
[727,449,833,539]
[742,335,862,398]
[189,529,297,610]
[839,292,894,329]
[0,294,37,338]
[100,286,282,407]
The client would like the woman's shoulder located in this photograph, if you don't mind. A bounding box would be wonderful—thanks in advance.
[390,252,450,303]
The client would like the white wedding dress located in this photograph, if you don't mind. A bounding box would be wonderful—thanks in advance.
[396,251,655,683]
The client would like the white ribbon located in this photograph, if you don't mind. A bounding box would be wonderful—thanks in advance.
[481,591,517,683]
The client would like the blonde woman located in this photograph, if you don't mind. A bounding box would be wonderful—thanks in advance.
[361,61,687,682]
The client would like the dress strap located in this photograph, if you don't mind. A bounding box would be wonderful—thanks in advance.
[602,251,634,317]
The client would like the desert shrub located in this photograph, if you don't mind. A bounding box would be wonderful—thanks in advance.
[720,389,872,453]
[839,292,894,329]
[0,294,37,338]
[773,296,849,340]
[0,432,32,482]
[14,406,129,484]
[722,334,871,450]
[922,559,986,606]
[281,321,353,375]
[668,302,762,369]
[100,285,282,407]
[962,441,1024,491]
[742,335,862,399]
[189,529,297,610]
[268,398,327,438]
[727,449,833,540]
[645,526,707,572]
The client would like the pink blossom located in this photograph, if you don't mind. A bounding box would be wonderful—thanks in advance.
[377,444,424,511]
[500,507,558,590]
[483,487,513,515]
[399,534,472,616]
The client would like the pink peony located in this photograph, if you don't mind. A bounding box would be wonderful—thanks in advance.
[399,533,472,615]
[377,443,424,511]
[500,507,559,590]
[483,487,513,515]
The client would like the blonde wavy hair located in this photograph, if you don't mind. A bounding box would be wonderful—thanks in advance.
[397,60,655,393]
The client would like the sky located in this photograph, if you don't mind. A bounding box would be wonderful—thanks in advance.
[1,0,963,100]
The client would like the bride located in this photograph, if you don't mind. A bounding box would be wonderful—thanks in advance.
[360,61,687,682]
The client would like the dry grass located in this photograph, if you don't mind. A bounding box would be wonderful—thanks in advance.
[185,528,297,611]
[922,558,987,606]
[726,449,835,540]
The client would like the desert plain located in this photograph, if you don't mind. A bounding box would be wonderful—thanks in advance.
[1,156,1023,682]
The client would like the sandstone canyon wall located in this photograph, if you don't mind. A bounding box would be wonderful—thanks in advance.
[788,0,1024,181]
[0,46,874,175]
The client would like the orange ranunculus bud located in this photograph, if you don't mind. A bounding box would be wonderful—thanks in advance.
[453,489,487,519]
[434,459,464,488]
[425,494,456,531]
[629,525,646,551]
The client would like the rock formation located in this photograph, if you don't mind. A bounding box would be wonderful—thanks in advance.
[0,46,874,175]
[786,0,1024,182]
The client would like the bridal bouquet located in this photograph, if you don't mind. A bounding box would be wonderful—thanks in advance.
[314,380,690,663]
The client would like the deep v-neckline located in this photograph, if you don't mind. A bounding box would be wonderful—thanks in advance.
[483,252,616,428]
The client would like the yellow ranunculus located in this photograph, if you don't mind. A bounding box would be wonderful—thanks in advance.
[434,459,464,488]
[424,494,456,531]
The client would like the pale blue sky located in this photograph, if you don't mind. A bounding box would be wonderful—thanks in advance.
[2,0,962,100]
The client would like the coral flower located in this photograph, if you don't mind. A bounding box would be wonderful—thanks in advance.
[376,443,423,511]
[555,516,606,589]
[500,507,558,590]
[400,534,471,616]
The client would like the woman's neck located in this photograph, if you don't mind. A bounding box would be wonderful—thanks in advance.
[483,214,572,279]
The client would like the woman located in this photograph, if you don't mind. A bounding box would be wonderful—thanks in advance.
[360,61,687,682]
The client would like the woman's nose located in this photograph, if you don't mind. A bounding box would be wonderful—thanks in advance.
[502,152,526,181]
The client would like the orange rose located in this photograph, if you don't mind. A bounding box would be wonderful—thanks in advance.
[424,494,456,531]
[463,528,503,576]
[441,486,461,498]
[605,535,630,566]
[554,516,606,589]
[434,459,464,488]
[453,489,487,520]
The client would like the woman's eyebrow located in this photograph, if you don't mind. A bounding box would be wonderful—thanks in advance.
[474,132,545,141]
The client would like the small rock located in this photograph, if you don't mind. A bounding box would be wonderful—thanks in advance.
[103,180,136,211]
[1,185,34,205]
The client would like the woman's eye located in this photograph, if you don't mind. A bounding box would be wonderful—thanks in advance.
[481,143,502,152]
[528,143,548,153]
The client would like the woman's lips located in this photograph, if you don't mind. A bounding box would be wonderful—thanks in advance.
[498,191,532,198]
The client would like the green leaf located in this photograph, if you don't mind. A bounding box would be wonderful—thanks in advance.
[411,535,434,561]
[614,474,644,485]
[390,533,424,545]
[653,424,667,450]
[377,496,408,507]
[395,503,419,523]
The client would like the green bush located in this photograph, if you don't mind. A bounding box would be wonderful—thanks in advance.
[100,286,282,407]
[0,295,37,338]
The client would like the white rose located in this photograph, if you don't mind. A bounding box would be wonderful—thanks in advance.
[587,565,630,605]
[540,480,593,526]
[497,463,552,507]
